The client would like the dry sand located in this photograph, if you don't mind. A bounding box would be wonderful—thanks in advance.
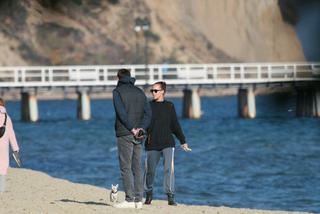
[0,168,312,214]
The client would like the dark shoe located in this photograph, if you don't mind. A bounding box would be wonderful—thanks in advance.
[144,191,153,205]
[167,193,177,206]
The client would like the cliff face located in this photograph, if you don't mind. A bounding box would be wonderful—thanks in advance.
[0,0,305,66]
[147,0,305,63]
[278,0,320,61]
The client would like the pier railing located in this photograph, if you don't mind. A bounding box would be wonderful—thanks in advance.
[0,63,319,88]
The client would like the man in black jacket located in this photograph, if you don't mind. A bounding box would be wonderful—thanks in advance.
[112,69,151,209]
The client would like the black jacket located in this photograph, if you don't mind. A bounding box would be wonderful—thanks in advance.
[145,100,186,151]
[112,76,151,137]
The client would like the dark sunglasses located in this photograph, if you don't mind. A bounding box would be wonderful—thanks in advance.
[150,89,163,93]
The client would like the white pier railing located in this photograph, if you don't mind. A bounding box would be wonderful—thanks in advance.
[0,63,319,88]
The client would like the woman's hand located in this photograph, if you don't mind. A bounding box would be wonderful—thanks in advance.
[181,143,192,152]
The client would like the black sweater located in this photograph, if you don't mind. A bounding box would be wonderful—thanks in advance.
[145,100,186,151]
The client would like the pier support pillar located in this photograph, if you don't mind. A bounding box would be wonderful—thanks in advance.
[183,88,201,119]
[238,88,256,119]
[314,90,320,117]
[21,92,39,122]
[77,90,91,120]
[296,88,320,117]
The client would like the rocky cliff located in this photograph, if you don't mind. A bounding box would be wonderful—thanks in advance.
[0,0,305,66]
[278,0,320,61]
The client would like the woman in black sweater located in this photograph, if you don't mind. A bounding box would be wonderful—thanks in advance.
[144,81,191,206]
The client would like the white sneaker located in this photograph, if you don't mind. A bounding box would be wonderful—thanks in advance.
[113,201,136,208]
[135,201,143,209]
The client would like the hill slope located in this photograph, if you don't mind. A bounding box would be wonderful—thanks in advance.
[0,0,305,66]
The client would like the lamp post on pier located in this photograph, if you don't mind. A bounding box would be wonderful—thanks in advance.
[134,17,151,77]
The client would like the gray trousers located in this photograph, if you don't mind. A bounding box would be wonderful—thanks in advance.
[117,135,143,202]
[144,147,175,195]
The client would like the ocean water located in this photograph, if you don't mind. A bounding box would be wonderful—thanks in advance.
[5,94,320,213]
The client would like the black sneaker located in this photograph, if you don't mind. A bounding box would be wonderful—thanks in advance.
[167,193,177,206]
[144,191,153,205]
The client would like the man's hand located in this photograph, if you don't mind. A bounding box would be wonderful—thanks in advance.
[131,128,139,136]
[131,128,145,140]
[181,143,192,152]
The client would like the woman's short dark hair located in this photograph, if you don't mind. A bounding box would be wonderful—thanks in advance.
[117,69,131,79]
[154,81,167,93]
[0,98,5,107]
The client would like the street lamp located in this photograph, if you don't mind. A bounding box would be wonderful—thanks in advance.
[134,17,151,73]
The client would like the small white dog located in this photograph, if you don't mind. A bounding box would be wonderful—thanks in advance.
[110,184,118,202]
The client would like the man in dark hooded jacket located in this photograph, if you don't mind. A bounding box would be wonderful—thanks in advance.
[112,68,151,209]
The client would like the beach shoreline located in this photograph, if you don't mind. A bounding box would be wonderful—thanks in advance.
[0,168,312,214]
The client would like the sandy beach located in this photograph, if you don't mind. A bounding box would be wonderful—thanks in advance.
[0,168,312,214]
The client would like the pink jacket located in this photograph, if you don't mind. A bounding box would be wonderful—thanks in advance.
[0,106,19,175]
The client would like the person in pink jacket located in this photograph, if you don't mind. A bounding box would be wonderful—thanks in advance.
[0,98,19,193]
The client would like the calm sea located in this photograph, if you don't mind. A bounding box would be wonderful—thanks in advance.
[6,94,320,213]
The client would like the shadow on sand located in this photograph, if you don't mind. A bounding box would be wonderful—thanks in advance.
[58,199,111,206]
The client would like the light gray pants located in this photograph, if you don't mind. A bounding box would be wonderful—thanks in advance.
[0,175,5,193]
[144,147,175,195]
[117,135,143,202]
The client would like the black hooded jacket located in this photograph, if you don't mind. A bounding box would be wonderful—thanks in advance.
[112,76,151,137]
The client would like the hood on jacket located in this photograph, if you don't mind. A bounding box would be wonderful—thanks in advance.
[0,106,6,114]
[117,76,136,87]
